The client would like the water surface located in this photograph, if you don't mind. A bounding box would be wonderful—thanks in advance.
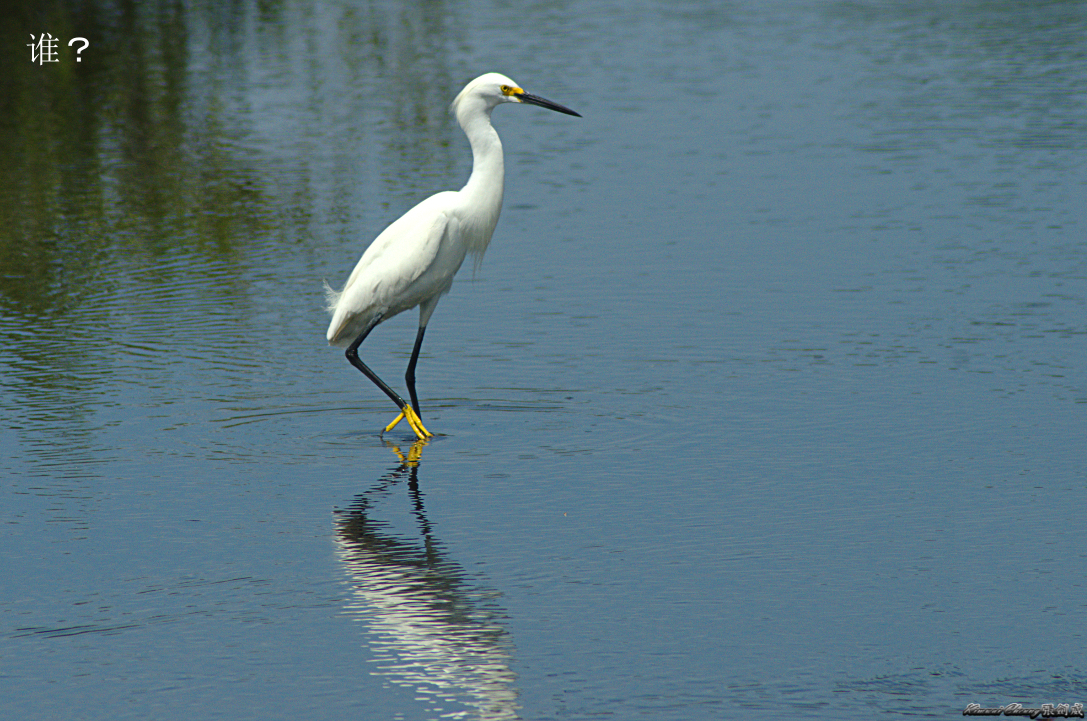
[2,1,1085,719]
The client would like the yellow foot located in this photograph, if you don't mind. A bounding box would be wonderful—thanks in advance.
[383,406,432,440]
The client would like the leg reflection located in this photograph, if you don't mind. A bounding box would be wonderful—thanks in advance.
[334,441,520,719]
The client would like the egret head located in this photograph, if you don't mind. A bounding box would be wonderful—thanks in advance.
[451,72,581,123]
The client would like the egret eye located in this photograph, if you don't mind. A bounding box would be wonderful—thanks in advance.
[500,85,512,95]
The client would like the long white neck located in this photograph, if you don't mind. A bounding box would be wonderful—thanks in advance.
[457,106,505,231]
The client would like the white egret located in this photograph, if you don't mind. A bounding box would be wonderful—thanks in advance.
[325,73,580,439]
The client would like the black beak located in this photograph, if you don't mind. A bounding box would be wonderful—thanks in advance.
[519,92,582,118]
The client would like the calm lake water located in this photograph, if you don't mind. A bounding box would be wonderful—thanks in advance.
[3,1,1085,719]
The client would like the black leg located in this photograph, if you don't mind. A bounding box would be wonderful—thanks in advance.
[405,325,427,416]
[345,316,409,411]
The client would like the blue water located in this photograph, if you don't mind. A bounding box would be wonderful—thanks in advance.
[2,1,1085,719]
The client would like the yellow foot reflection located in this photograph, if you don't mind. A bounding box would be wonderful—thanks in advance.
[384,437,428,467]
[383,405,432,440]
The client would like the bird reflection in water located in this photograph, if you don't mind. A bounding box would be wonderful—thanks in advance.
[335,440,520,720]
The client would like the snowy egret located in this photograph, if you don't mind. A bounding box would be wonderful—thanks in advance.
[325,72,580,439]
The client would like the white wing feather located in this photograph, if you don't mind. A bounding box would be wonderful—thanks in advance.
[325,193,456,347]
